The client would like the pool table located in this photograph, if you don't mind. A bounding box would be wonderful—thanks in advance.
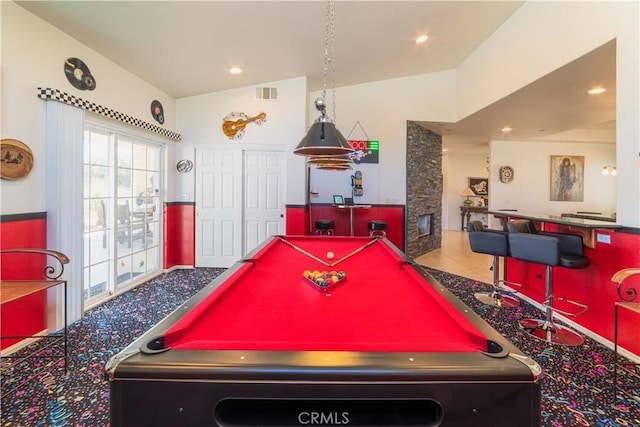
[106,236,541,426]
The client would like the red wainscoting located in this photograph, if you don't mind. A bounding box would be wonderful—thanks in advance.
[164,203,405,271]
[164,202,195,270]
[0,213,48,350]
[506,227,640,357]
[285,204,406,252]
[285,205,309,236]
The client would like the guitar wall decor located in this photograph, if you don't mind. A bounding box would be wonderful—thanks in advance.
[222,112,267,140]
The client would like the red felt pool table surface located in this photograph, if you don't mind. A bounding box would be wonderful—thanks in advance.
[164,236,487,353]
[107,236,542,427]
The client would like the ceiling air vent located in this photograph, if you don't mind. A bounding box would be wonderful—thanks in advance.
[256,87,278,100]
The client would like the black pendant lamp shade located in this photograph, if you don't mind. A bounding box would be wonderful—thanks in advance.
[294,118,354,157]
[294,1,353,158]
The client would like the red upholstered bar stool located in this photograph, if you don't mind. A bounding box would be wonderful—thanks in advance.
[466,220,520,308]
[315,219,334,236]
[368,220,387,237]
[507,219,590,346]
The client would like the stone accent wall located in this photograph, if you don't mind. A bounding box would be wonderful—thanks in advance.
[406,121,442,258]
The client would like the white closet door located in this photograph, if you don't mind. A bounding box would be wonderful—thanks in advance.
[195,146,286,268]
[195,148,243,268]
[243,150,286,252]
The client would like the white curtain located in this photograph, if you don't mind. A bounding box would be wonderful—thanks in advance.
[46,101,84,326]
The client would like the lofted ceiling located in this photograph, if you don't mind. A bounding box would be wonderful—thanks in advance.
[418,39,617,153]
[16,1,616,152]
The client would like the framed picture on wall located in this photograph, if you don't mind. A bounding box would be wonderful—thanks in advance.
[550,155,584,201]
[468,177,488,196]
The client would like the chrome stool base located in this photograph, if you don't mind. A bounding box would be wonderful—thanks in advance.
[315,219,335,236]
[368,220,387,237]
[519,318,584,346]
[475,291,519,309]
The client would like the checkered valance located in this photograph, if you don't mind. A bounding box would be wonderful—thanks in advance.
[37,88,181,141]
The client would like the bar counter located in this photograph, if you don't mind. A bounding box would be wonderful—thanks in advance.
[486,210,639,358]
[488,211,623,248]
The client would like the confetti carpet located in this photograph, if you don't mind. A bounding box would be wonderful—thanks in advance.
[0,266,638,426]
[424,266,639,427]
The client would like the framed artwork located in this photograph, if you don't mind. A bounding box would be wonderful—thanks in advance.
[550,155,584,201]
[468,177,488,196]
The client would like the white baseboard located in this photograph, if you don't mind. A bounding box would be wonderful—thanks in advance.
[163,265,195,273]
[1,329,49,356]
[505,286,640,364]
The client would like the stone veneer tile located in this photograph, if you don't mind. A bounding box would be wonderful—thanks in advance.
[406,121,442,258]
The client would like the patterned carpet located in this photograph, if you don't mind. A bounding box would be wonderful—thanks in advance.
[0,266,638,426]
[424,266,639,427]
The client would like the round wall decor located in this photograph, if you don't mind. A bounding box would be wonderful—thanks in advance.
[151,100,165,124]
[499,166,514,183]
[1,139,34,180]
[176,159,193,173]
[64,57,96,90]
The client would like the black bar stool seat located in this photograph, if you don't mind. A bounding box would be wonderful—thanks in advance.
[315,219,334,236]
[508,219,590,346]
[368,220,387,237]
[466,220,520,308]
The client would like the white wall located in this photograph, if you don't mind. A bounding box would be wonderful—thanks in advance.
[443,151,490,230]
[1,2,176,215]
[174,77,308,204]
[457,0,639,226]
[488,140,617,227]
[308,1,639,227]
[2,1,638,227]
[458,1,631,119]
[309,70,457,205]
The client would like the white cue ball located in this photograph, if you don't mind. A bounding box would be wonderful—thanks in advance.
[327,251,334,259]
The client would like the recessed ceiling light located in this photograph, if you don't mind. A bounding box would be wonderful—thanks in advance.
[588,87,606,95]
[229,67,243,75]
[416,35,429,44]
[501,126,512,133]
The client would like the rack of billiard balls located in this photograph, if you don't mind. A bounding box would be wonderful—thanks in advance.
[303,270,347,291]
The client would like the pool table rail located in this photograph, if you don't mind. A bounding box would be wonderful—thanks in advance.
[106,235,542,427]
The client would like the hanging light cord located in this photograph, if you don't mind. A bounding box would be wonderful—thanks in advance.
[329,0,336,124]
[320,0,337,123]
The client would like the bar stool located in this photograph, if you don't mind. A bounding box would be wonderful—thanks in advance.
[368,220,387,237]
[508,219,590,346]
[466,220,519,308]
[315,219,334,236]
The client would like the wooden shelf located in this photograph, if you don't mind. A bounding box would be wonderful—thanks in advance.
[0,249,70,385]
[1,280,65,304]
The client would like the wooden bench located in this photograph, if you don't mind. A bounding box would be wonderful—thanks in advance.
[0,248,70,375]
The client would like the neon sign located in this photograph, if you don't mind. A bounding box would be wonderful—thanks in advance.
[347,140,379,164]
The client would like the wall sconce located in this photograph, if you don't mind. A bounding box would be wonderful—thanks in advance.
[602,166,617,176]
